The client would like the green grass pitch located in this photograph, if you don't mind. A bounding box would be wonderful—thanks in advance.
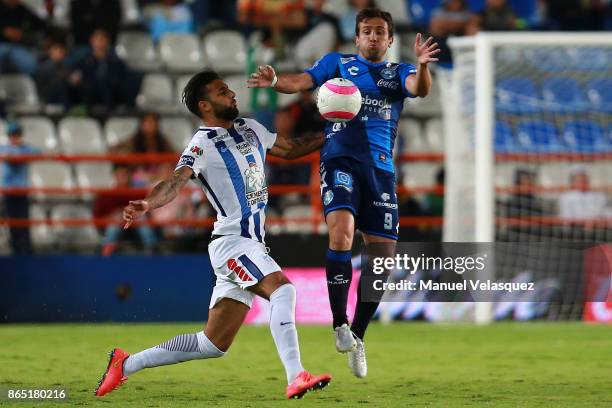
[1,323,611,407]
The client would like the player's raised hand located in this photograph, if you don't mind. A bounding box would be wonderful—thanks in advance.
[247,65,276,88]
[123,200,150,230]
[414,33,440,65]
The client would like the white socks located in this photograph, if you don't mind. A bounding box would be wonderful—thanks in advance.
[123,331,224,376]
[269,284,304,383]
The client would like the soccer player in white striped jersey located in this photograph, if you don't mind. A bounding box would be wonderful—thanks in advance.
[94,70,331,400]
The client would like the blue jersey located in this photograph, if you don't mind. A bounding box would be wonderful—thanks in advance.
[305,52,417,173]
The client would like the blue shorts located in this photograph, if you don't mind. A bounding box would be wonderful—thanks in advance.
[320,157,398,240]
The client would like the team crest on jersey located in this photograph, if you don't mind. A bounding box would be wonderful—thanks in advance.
[244,162,268,206]
[380,66,397,79]
[244,130,260,149]
[190,145,203,156]
[323,190,334,206]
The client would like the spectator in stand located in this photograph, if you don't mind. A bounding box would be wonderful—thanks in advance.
[558,165,609,223]
[0,0,48,74]
[466,0,524,34]
[505,167,544,219]
[36,37,77,110]
[147,0,194,43]
[110,112,174,183]
[429,0,472,65]
[94,164,157,256]
[71,29,142,112]
[339,0,376,42]
[540,0,607,31]
[0,123,41,254]
[70,0,121,46]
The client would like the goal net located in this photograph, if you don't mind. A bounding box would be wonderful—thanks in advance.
[442,33,612,322]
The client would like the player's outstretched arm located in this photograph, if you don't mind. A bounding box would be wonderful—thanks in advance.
[405,33,440,98]
[268,132,325,160]
[247,65,313,94]
[122,166,193,229]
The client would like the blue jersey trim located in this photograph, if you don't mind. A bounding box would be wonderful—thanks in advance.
[326,249,352,262]
[214,140,251,239]
[324,205,356,217]
[239,255,265,280]
[253,211,263,242]
[197,173,226,217]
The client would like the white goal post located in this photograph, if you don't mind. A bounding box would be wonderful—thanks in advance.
[442,32,612,324]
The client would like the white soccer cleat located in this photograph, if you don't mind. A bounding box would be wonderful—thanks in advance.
[334,324,357,353]
[348,337,367,378]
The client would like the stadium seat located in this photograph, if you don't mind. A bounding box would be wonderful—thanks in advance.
[404,76,442,116]
[561,120,607,153]
[566,47,610,72]
[203,30,247,74]
[21,0,48,18]
[539,163,570,188]
[159,33,203,73]
[401,163,440,188]
[515,120,563,152]
[58,118,106,153]
[0,74,40,114]
[0,119,5,138]
[585,162,610,187]
[495,162,519,188]
[409,0,442,28]
[104,117,139,146]
[29,205,54,248]
[496,77,537,114]
[51,0,70,27]
[136,74,176,113]
[175,75,192,114]
[224,75,252,115]
[120,0,141,25]
[525,48,567,72]
[160,117,193,151]
[376,0,411,25]
[51,205,100,247]
[585,78,612,113]
[19,117,59,152]
[75,163,115,189]
[494,121,519,152]
[116,31,161,72]
[541,77,589,113]
[399,118,426,153]
[424,118,444,152]
[29,161,75,201]
[322,0,349,17]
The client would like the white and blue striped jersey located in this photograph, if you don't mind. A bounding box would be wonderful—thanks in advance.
[175,118,276,242]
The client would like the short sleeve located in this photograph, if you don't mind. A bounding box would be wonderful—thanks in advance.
[244,118,277,151]
[304,52,340,88]
[175,136,205,177]
[399,63,418,98]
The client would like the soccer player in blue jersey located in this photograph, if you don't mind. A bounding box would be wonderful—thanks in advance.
[248,8,440,377]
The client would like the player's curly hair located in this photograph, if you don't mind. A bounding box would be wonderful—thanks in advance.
[182,70,221,117]
[355,7,394,38]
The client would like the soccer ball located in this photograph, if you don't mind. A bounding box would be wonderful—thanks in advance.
[316,78,362,123]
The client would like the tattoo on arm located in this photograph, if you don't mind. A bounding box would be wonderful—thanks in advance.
[146,168,192,209]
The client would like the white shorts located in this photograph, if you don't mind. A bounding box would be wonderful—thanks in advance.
[208,235,281,309]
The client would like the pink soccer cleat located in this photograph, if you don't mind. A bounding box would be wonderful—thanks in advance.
[94,348,130,397]
[286,370,332,399]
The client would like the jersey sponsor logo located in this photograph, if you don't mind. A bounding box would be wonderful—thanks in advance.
[332,122,347,132]
[381,192,391,202]
[190,145,203,156]
[362,94,390,108]
[377,79,399,90]
[323,190,334,205]
[380,66,397,79]
[334,170,353,192]
[328,274,350,285]
[178,155,195,167]
[340,57,356,64]
[244,162,268,206]
[236,141,253,156]
[348,66,359,76]
[372,201,398,209]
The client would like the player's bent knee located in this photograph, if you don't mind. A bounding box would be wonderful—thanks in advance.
[270,282,296,303]
[329,229,353,251]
